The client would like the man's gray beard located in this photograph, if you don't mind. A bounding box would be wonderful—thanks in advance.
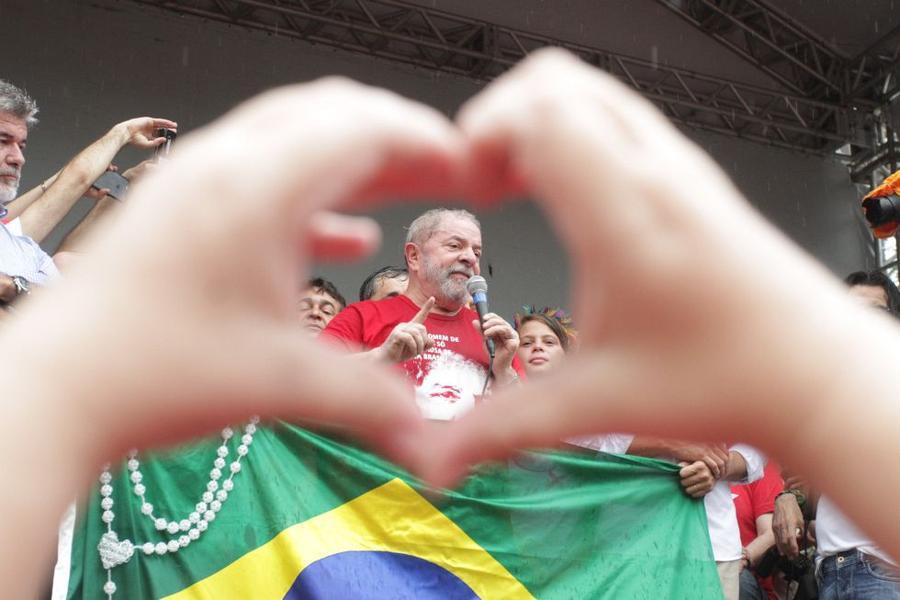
[423,258,468,305]
[438,277,467,304]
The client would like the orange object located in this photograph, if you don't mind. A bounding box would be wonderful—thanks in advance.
[863,169,900,238]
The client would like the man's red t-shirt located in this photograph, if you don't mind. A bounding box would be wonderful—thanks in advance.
[732,462,784,600]
[322,295,521,420]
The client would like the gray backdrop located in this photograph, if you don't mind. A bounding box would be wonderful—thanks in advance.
[1,0,875,317]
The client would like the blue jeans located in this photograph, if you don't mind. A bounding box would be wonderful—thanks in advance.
[739,568,766,600]
[818,550,900,600]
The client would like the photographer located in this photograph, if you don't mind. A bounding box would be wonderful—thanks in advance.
[1,79,175,299]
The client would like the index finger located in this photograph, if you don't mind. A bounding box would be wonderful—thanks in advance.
[411,297,435,324]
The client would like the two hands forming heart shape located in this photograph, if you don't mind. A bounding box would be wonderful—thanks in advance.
[4,50,900,590]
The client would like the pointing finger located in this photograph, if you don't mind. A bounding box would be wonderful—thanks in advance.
[412,297,435,324]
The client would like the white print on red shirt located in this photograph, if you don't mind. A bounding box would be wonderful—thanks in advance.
[413,346,487,421]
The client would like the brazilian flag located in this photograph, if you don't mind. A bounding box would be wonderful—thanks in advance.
[64,422,722,598]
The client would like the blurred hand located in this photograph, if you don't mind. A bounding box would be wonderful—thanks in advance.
[3,81,464,597]
[421,49,881,490]
[7,47,900,598]
[7,80,465,473]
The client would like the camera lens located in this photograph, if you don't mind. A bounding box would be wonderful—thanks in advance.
[863,195,900,227]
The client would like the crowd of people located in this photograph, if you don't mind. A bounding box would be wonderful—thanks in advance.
[2,48,900,599]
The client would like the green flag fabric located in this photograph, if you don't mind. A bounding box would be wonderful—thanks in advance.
[65,422,722,599]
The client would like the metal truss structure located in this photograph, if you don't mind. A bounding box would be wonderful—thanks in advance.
[656,0,900,105]
[655,0,900,182]
[132,0,900,175]
[656,0,844,100]
[133,0,857,154]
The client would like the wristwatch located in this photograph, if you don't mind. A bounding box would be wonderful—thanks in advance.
[11,276,30,297]
[776,488,806,507]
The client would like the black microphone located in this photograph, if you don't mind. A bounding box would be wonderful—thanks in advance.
[466,275,495,359]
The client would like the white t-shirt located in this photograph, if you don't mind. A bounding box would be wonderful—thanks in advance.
[573,434,764,562]
[702,443,765,561]
[816,495,895,564]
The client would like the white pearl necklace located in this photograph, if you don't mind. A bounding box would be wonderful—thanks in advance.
[96,417,259,599]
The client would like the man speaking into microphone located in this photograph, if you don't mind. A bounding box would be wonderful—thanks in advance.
[322,208,522,420]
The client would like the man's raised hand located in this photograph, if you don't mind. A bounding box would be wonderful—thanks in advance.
[114,117,178,149]
[378,297,436,363]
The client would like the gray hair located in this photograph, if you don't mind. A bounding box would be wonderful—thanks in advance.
[405,208,480,246]
[0,80,39,127]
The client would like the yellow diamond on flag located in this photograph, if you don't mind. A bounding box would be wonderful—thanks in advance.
[165,478,534,599]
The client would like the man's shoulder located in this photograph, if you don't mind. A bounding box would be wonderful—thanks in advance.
[0,219,44,257]
[0,218,25,240]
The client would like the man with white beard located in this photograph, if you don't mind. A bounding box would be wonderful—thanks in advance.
[0,81,57,304]
[323,208,522,420]
[0,80,176,308]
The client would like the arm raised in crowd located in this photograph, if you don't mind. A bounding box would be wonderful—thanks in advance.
[15,117,176,244]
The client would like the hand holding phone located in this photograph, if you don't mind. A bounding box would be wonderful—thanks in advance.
[90,171,129,200]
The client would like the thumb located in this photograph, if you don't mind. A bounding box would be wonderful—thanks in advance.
[421,355,617,488]
[114,328,424,473]
[679,461,700,477]
[258,333,424,467]
[420,351,728,489]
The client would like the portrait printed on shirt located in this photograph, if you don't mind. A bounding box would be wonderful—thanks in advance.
[408,330,488,421]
